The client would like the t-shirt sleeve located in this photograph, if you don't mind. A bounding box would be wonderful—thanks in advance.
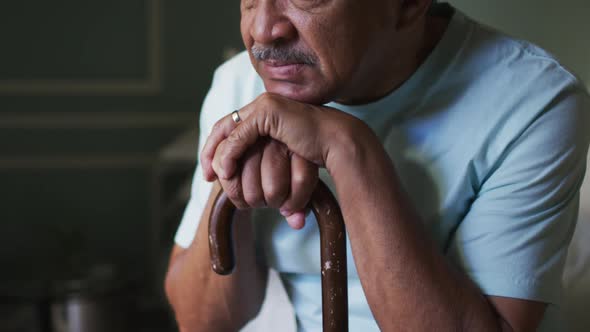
[447,88,590,304]
[174,69,225,249]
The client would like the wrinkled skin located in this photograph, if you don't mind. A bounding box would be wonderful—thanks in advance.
[166,1,548,331]
[241,0,406,105]
[205,0,433,227]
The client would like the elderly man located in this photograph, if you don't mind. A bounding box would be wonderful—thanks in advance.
[165,0,589,331]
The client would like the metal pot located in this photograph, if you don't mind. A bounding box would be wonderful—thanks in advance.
[49,265,134,332]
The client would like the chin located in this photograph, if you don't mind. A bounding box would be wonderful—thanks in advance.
[263,80,332,105]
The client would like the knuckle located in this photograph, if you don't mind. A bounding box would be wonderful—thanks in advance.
[211,159,221,174]
[224,181,243,203]
[226,132,241,145]
[212,119,225,133]
[292,163,318,189]
[286,190,309,211]
[292,172,308,188]
[259,92,272,102]
[259,92,279,108]
[243,188,264,207]
[266,148,290,169]
[268,140,288,156]
[215,142,232,164]
[280,198,296,212]
[264,183,287,206]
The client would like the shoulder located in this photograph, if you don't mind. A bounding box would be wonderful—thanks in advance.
[451,15,588,139]
[463,16,581,92]
[428,14,589,179]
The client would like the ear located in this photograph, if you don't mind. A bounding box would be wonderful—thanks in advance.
[396,0,433,30]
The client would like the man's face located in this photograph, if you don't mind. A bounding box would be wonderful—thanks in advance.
[240,0,400,105]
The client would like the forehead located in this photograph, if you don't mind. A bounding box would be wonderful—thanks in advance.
[239,0,386,11]
[239,0,394,22]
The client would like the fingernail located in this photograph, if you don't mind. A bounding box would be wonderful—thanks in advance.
[280,209,291,217]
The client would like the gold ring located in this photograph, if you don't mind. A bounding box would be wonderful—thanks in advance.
[231,110,241,124]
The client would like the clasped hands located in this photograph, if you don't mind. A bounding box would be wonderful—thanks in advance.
[200,93,365,229]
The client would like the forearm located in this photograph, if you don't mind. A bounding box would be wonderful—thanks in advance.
[328,134,503,331]
[165,184,267,332]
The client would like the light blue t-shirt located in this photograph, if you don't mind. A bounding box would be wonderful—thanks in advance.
[175,7,590,332]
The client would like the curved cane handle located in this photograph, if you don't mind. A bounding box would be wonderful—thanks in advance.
[208,180,348,332]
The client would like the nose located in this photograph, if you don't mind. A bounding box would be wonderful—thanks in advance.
[250,1,296,45]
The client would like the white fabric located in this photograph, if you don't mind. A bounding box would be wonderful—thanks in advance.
[174,7,590,331]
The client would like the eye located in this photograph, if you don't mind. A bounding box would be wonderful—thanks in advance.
[291,0,328,11]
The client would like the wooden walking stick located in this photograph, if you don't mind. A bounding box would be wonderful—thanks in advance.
[208,180,349,332]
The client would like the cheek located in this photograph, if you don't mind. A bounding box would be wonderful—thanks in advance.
[292,19,339,78]
[240,12,254,49]
[310,26,361,85]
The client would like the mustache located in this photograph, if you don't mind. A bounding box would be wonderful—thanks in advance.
[251,44,317,65]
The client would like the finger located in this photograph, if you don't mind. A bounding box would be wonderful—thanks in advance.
[217,111,268,179]
[279,153,319,217]
[200,107,256,182]
[241,142,266,208]
[201,117,237,182]
[261,140,291,208]
[285,212,306,230]
[218,175,249,209]
[212,141,248,209]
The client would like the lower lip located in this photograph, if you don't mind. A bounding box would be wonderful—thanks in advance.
[261,62,306,81]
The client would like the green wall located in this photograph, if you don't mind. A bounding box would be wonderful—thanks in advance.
[0,0,243,288]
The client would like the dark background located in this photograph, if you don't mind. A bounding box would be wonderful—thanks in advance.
[0,1,242,331]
